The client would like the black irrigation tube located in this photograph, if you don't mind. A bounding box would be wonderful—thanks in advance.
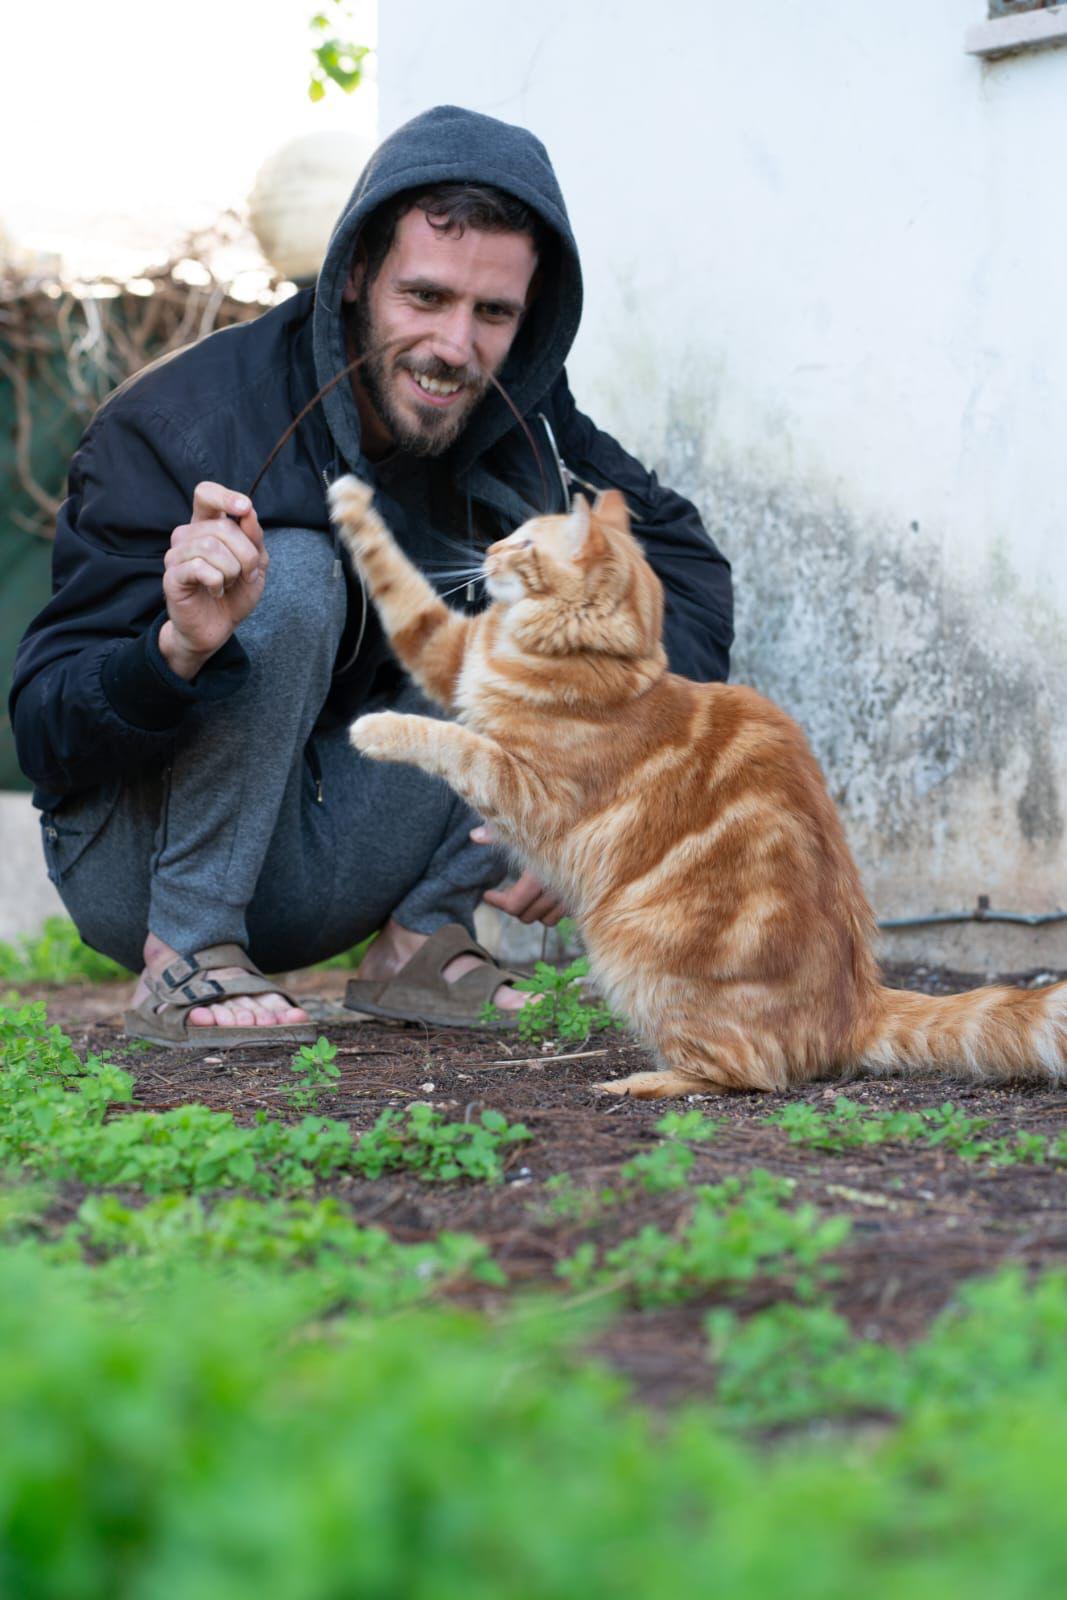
[878,895,1067,931]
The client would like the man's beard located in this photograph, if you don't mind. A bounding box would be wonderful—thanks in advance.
[349,292,492,458]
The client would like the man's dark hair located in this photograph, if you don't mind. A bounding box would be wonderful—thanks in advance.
[358,182,552,284]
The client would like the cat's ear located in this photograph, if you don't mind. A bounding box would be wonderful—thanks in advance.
[592,488,630,533]
[566,493,592,555]
[569,494,608,563]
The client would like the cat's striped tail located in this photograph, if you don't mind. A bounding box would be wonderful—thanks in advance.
[857,981,1067,1083]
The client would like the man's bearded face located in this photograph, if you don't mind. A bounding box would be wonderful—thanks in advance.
[344,207,538,458]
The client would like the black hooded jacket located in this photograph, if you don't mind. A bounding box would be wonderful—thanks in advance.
[10,106,733,807]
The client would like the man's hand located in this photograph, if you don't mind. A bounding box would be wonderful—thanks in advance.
[159,483,268,680]
[470,824,568,927]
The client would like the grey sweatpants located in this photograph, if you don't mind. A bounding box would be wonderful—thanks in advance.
[42,527,506,973]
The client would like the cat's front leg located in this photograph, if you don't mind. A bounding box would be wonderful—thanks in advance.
[351,713,543,826]
[328,475,471,711]
[350,711,430,765]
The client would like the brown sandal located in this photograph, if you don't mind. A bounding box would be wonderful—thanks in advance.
[343,923,526,1030]
[123,943,317,1049]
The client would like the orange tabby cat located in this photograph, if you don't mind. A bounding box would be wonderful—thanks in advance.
[329,474,1067,1097]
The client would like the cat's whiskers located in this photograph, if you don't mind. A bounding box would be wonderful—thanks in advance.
[422,563,487,582]
[435,575,487,602]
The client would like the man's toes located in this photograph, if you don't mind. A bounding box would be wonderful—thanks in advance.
[255,993,309,1025]
[490,982,528,1013]
[185,986,309,1029]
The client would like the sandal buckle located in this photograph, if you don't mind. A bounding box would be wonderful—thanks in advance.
[180,977,224,1003]
[161,956,201,990]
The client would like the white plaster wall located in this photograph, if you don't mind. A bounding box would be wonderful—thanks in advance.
[380,0,1067,970]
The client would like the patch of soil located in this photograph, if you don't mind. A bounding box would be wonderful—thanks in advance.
[32,959,1067,1409]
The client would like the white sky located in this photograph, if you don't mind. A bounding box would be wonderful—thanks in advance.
[0,0,378,278]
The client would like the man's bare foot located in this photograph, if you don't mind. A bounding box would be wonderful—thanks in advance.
[354,918,531,1012]
[131,932,310,1028]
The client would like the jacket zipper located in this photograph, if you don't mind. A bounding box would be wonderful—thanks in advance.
[323,466,342,579]
[306,740,324,804]
[537,413,602,509]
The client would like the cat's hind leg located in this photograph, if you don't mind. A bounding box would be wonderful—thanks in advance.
[594,1024,788,1098]
[593,1069,710,1099]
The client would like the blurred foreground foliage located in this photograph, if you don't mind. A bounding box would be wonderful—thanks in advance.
[4,1245,1067,1597]
[4,1000,1067,1594]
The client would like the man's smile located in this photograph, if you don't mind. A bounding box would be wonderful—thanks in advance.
[405,369,466,406]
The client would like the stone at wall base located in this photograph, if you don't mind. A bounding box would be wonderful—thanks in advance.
[0,792,65,944]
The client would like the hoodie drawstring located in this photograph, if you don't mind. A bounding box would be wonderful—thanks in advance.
[465,485,477,607]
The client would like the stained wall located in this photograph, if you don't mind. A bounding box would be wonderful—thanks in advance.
[381,0,1067,968]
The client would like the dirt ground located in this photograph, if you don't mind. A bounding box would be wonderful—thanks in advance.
[28,959,1067,1408]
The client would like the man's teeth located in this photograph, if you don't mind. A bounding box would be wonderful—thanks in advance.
[413,372,462,396]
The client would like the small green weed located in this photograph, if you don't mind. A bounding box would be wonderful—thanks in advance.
[619,1140,696,1192]
[654,1109,720,1142]
[539,1173,618,1223]
[284,1035,341,1111]
[0,1003,534,1194]
[620,1110,721,1192]
[535,1110,720,1217]
[707,1300,900,1429]
[65,1192,506,1306]
[557,1170,848,1307]
[0,915,129,985]
[353,1103,530,1183]
[0,1001,347,1194]
[768,1096,1060,1166]
[707,1265,1067,1433]
[481,957,621,1042]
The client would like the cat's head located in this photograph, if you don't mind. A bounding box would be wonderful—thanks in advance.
[483,490,665,659]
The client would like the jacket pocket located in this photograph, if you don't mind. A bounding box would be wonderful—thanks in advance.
[39,778,121,886]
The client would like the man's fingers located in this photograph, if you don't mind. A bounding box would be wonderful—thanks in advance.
[483,870,568,927]
[165,555,230,598]
[519,892,564,926]
[236,505,265,554]
[482,886,566,926]
[169,523,262,581]
[167,541,244,592]
[191,481,254,526]
[482,873,538,917]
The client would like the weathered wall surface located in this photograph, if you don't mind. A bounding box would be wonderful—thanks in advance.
[381,0,1067,969]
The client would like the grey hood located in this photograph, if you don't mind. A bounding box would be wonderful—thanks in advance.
[312,104,583,476]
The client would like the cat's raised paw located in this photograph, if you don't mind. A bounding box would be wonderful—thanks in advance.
[349,711,406,760]
[328,475,377,548]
